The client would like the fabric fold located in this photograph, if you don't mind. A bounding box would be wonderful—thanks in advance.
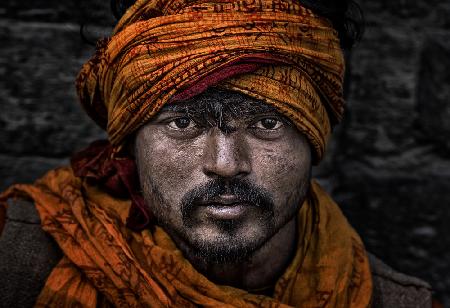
[76,0,345,162]
[0,168,372,307]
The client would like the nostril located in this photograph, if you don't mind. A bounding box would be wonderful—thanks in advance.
[202,167,250,180]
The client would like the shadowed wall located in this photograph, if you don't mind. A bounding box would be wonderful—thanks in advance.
[0,0,449,305]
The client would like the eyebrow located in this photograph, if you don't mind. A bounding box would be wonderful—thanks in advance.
[158,88,296,133]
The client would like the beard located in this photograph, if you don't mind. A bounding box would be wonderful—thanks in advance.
[183,223,270,263]
[147,177,278,264]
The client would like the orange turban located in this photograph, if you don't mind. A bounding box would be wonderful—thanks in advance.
[76,0,345,162]
[0,6,372,305]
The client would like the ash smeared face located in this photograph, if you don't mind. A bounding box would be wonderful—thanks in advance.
[135,88,311,263]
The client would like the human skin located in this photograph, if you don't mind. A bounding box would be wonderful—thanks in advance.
[134,88,312,291]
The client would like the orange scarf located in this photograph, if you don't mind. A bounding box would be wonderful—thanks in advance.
[0,167,372,307]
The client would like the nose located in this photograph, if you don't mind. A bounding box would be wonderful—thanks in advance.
[202,128,251,179]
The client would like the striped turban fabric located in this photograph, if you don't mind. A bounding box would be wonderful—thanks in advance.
[0,3,375,306]
[76,0,345,162]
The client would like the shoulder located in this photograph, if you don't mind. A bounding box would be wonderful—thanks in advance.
[0,198,62,307]
[368,253,432,308]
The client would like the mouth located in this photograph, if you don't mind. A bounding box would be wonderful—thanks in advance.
[197,195,251,220]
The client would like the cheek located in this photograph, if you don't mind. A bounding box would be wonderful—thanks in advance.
[135,128,204,210]
[249,136,311,214]
[254,141,310,186]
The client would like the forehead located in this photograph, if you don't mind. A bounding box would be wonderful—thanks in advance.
[162,87,278,117]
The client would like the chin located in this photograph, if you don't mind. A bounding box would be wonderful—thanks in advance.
[182,220,275,263]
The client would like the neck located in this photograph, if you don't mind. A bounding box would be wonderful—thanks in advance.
[171,217,298,293]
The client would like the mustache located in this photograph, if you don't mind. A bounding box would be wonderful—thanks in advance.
[181,178,274,216]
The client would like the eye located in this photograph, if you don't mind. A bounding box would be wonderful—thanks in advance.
[254,118,283,130]
[167,117,195,129]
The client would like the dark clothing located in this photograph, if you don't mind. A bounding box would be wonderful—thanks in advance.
[369,254,432,307]
[0,199,62,308]
[0,200,432,307]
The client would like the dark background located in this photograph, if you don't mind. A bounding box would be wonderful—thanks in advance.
[0,0,449,305]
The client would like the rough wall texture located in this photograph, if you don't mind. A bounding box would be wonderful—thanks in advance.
[0,0,449,306]
[329,2,450,305]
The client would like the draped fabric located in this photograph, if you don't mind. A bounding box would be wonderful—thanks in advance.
[0,0,374,305]
[0,168,372,307]
[76,0,345,162]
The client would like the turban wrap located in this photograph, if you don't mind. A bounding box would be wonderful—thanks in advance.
[76,0,345,162]
[0,3,374,306]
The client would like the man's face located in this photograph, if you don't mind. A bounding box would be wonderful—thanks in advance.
[135,88,311,263]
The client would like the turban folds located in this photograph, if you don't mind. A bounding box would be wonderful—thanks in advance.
[77,0,345,162]
[0,5,372,305]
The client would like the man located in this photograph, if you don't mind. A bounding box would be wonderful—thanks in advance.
[0,0,433,306]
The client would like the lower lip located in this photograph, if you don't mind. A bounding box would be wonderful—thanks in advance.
[201,204,249,220]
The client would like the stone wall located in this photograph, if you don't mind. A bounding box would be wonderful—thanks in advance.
[1,0,449,305]
[328,2,450,305]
